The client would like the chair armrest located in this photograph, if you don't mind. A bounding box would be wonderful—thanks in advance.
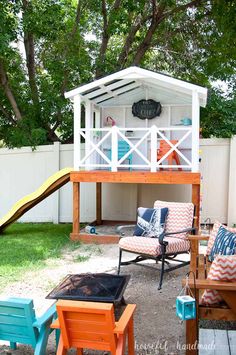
[187,235,210,241]
[116,225,136,236]
[50,318,60,329]
[159,227,196,245]
[33,303,57,328]
[114,304,136,335]
[182,279,236,291]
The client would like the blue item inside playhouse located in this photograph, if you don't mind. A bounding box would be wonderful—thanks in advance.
[176,295,196,320]
[107,140,133,171]
[181,117,192,126]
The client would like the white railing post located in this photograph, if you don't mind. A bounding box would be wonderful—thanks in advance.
[85,101,92,170]
[150,125,157,172]
[192,90,200,172]
[73,94,81,170]
[111,126,118,172]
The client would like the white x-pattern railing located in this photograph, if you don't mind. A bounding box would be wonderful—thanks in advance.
[77,125,193,172]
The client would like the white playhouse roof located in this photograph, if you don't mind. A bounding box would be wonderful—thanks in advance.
[65,66,208,107]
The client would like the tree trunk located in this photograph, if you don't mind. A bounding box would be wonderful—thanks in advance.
[132,21,159,66]
[132,2,165,66]
[96,0,122,78]
[0,60,22,121]
[0,104,16,124]
[118,12,152,67]
[24,32,40,108]
[95,0,109,78]
[22,0,40,112]
[132,0,203,66]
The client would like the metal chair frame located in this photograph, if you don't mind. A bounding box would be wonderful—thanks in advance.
[117,227,196,290]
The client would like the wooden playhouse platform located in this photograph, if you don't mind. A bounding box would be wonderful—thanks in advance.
[70,170,201,243]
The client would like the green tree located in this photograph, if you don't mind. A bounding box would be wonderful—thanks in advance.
[201,85,236,138]
[0,0,235,147]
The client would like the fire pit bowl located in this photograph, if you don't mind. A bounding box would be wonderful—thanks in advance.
[46,273,130,303]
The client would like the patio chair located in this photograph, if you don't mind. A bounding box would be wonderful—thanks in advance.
[183,232,236,355]
[117,200,195,289]
[51,299,136,355]
[157,139,182,170]
[107,140,133,171]
[0,297,56,354]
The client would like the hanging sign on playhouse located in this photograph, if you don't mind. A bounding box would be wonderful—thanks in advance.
[132,99,162,120]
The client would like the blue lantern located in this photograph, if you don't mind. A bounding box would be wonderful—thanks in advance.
[176,295,196,320]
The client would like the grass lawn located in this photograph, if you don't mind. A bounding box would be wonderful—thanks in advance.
[0,223,80,288]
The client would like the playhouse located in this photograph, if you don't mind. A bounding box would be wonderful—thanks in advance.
[65,67,208,242]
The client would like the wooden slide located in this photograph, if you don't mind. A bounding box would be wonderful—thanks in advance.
[0,167,73,233]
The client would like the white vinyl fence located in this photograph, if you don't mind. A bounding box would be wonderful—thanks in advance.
[0,137,235,226]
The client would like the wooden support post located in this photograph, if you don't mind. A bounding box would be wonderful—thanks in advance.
[186,295,199,355]
[192,184,200,231]
[189,239,199,273]
[187,182,200,354]
[96,182,102,225]
[72,182,80,234]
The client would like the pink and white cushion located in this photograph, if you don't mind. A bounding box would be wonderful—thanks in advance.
[119,236,190,257]
[154,200,194,239]
[206,221,236,255]
[200,255,236,305]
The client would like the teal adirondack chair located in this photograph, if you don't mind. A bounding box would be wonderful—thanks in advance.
[0,297,56,354]
[107,140,133,171]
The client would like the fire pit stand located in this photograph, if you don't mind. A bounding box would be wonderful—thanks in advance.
[46,273,130,319]
[46,273,130,302]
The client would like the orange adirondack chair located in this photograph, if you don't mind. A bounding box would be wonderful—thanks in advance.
[51,300,136,355]
[157,139,182,170]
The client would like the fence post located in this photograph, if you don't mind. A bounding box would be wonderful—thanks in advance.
[53,141,60,224]
[227,136,236,227]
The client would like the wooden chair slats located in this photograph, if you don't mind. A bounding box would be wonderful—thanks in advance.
[184,235,236,355]
[51,300,136,355]
[0,297,56,354]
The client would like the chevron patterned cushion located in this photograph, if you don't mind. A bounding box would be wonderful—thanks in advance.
[200,255,236,305]
[154,200,194,239]
[119,236,190,256]
[206,221,236,255]
[133,207,168,237]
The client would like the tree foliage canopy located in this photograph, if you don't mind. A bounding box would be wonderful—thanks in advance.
[0,0,235,147]
[201,86,236,138]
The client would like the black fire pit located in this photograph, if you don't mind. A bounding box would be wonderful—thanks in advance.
[46,273,130,304]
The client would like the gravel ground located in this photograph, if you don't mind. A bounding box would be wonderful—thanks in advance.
[0,243,231,355]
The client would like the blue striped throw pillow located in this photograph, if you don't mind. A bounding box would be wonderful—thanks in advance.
[209,225,236,262]
[133,207,168,238]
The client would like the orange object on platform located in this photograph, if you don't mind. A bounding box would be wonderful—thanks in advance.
[51,300,136,355]
[157,139,182,171]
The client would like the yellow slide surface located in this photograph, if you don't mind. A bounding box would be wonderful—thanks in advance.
[0,167,73,233]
